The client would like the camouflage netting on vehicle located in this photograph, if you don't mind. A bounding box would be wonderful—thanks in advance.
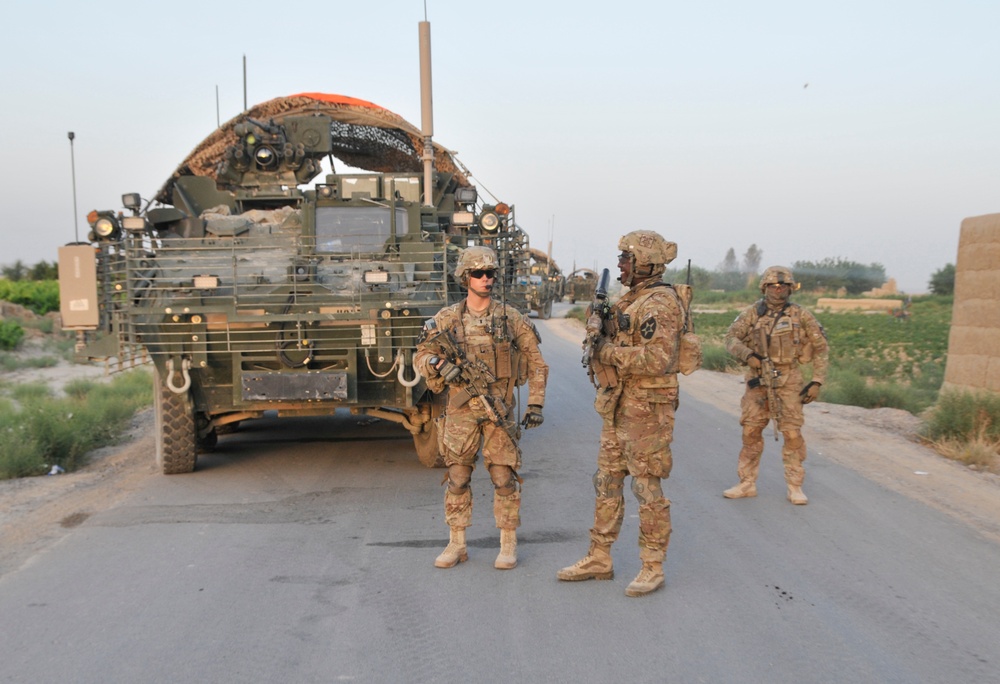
[155,92,469,204]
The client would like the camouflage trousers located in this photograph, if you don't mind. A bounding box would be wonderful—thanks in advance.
[738,374,808,486]
[588,393,676,561]
[437,400,521,469]
[439,401,522,530]
[443,488,521,530]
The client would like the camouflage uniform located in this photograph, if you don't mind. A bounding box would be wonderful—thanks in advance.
[414,246,548,569]
[559,230,682,597]
[724,266,829,503]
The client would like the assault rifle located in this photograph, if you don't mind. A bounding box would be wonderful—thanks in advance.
[747,326,782,440]
[421,319,507,426]
[582,268,618,389]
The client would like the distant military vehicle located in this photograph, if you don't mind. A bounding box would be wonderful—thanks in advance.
[58,90,532,474]
[564,268,598,304]
[525,248,564,319]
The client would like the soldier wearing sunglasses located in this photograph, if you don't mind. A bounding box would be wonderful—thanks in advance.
[415,246,548,571]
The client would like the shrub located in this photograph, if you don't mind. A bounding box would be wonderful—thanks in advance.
[0,370,153,480]
[922,390,1000,442]
[0,320,25,351]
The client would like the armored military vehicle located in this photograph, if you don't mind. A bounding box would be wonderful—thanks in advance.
[564,268,598,304]
[59,92,532,474]
[525,248,564,319]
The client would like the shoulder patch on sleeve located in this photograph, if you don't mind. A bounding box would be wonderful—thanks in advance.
[640,316,657,339]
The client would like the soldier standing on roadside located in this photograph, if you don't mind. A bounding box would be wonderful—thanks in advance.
[722,266,829,505]
[414,246,548,570]
[557,230,683,597]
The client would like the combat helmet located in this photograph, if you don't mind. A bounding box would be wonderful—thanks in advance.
[454,245,499,282]
[758,265,800,293]
[618,230,677,285]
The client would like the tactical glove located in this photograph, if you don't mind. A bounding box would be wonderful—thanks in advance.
[430,356,463,384]
[800,381,821,404]
[521,405,544,429]
[746,353,764,370]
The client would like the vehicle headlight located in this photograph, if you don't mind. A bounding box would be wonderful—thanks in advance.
[479,212,500,232]
[94,216,120,240]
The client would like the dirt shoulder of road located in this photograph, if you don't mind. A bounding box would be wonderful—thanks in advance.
[547,316,1000,545]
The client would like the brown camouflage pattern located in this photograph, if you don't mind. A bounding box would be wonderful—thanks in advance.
[444,488,473,529]
[586,277,681,561]
[725,299,829,486]
[415,298,548,530]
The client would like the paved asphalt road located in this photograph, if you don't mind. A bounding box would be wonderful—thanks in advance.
[1,307,999,683]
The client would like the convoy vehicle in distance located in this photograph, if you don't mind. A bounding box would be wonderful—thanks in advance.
[564,268,599,304]
[525,247,564,319]
[59,92,531,474]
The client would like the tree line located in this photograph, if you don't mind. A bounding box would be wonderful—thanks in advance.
[664,245,954,296]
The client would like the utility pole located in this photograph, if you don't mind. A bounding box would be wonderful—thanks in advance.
[68,131,79,242]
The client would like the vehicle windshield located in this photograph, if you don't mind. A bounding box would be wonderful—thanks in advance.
[315,206,407,255]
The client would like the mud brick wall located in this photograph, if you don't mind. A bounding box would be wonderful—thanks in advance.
[943,213,1000,394]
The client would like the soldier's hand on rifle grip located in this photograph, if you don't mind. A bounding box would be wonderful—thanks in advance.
[800,381,821,404]
[596,338,615,364]
[431,356,462,384]
[747,353,763,371]
[521,405,544,429]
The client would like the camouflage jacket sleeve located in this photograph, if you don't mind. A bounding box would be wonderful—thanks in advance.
[724,304,759,363]
[800,307,829,384]
[602,288,680,377]
[511,310,549,407]
[413,309,453,395]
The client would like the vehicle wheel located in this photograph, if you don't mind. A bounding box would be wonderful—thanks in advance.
[154,367,197,474]
[540,298,552,320]
[570,297,576,304]
[413,395,446,468]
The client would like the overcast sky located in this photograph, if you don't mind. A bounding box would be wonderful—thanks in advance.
[2,0,997,293]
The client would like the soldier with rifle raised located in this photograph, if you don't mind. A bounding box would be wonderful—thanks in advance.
[723,266,829,505]
[415,246,548,570]
[559,230,685,597]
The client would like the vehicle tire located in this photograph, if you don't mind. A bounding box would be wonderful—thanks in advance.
[154,367,197,475]
[413,395,446,468]
[540,298,552,320]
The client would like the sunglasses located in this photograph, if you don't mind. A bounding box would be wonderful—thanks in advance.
[469,269,497,279]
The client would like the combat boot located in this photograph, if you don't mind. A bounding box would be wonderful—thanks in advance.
[495,529,517,569]
[787,485,808,505]
[434,528,468,568]
[723,481,757,499]
[625,562,664,597]
[556,543,614,581]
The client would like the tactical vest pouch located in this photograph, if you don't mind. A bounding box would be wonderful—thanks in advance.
[678,331,703,375]
[672,284,703,375]
[495,341,512,379]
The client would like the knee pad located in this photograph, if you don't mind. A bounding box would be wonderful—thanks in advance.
[631,476,663,504]
[742,425,765,449]
[592,469,625,499]
[781,430,804,449]
[446,465,473,494]
[489,465,518,496]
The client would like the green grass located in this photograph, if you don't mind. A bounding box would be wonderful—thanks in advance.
[691,295,951,414]
[0,370,153,479]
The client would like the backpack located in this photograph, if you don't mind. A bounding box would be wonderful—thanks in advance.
[670,284,703,375]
